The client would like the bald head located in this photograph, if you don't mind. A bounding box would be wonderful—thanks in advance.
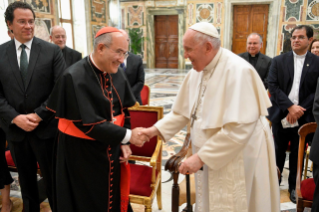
[246,33,262,56]
[119,29,130,44]
[50,25,67,49]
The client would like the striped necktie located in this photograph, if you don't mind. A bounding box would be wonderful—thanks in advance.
[20,44,28,87]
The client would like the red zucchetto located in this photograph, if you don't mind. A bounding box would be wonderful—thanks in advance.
[95,27,121,38]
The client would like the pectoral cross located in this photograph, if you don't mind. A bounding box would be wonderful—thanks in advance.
[190,112,197,127]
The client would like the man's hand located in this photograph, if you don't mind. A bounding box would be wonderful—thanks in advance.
[139,126,159,140]
[12,114,39,132]
[26,113,42,123]
[130,127,150,147]
[287,105,306,121]
[120,145,132,163]
[286,113,297,124]
[179,153,204,175]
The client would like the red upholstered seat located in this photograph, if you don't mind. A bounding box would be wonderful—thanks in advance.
[140,85,150,105]
[301,178,316,201]
[5,150,40,168]
[130,164,158,197]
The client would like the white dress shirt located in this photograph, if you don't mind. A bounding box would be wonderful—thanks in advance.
[14,38,33,67]
[288,51,307,105]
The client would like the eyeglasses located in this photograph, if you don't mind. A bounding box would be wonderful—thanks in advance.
[17,19,35,26]
[104,44,129,59]
[291,36,306,41]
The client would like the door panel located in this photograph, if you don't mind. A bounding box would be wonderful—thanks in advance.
[155,15,178,68]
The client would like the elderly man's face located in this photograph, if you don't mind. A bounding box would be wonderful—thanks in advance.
[183,30,208,72]
[246,35,262,56]
[51,27,67,49]
[101,32,128,74]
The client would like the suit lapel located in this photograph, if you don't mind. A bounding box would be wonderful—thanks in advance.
[287,51,294,81]
[255,53,263,71]
[65,47,72,67]
[25,37,41,90]
[243,52,249,61]
[6,40,24,91]
[300,52,312,87]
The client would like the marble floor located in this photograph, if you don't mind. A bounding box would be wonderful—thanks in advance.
[0,68,314,212]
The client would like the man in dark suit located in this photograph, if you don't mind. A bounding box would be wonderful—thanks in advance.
[268,25,319,203]
[119,29,145,105]
[1,2,66,212]
[239,33,272,88]
[50,25,82,68]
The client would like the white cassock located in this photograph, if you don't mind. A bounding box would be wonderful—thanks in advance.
[155,47,280,212]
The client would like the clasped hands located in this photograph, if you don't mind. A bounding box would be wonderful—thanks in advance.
[12,113,42,132]
[286,105,306,124]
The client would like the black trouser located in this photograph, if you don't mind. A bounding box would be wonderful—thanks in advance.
[9,133,54,212]
[272,122,301,189]
[312,163,319,212]
[0,128,13,189]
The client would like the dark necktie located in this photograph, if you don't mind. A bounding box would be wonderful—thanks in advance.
[120,63,126,71]
[20,44,28,87]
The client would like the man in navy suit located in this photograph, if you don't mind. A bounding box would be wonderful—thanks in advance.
[0,2,66,211]
[268,25,319,203]
[119,29,145,105]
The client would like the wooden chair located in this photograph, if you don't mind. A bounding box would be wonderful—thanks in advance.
[128,104,163,212]
[296,122,317,212]
[140,85,151,105]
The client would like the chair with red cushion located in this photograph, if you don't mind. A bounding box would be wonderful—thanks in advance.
[128,104,163,212]
[140,85,150,105]
[296,122,317,212]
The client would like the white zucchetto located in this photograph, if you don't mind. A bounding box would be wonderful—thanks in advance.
[189,22,220,39]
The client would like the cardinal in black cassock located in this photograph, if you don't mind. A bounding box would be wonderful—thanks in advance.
[46,27,146,212]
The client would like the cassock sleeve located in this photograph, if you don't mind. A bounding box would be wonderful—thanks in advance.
[197,121,257,171]
[154,111,189,142]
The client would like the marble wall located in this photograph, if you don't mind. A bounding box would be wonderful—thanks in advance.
[277,0,319,54]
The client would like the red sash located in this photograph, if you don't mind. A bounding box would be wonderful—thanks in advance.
[58,114,130,212]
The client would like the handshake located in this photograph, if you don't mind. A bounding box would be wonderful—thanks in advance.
[130,126,160,147]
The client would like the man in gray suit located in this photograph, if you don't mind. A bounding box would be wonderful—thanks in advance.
[239,33,272,88]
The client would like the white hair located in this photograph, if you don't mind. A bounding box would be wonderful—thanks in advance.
[194,31,221,50]
[247,33,263,44]
[93,33,113,50]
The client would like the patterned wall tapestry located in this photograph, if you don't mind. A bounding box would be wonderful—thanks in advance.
[90,0,107,23]
[277,0,319,54]
[8,0,57,42]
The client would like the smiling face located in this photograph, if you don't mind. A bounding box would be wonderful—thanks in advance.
[98,32,128,74]
[246,34,262,56]
[51,26,67,49]
[311,41,319,56]
[291,28,313,55]
[183,29,212,72]
[7,8,34,43]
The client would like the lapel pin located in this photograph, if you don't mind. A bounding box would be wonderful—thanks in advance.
[307,64,309,66]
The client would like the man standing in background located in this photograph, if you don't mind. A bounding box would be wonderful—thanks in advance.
[119,29,145,105]
[50,25,82,68]
[239,33,272,88]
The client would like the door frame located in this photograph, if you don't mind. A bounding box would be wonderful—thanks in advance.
[224,0,281,58]
[146,6,186,69]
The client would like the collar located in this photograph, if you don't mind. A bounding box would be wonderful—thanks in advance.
[293,51,307,59]
[203,47,223,73]
[249,52,259,58]
[14,38,33,51]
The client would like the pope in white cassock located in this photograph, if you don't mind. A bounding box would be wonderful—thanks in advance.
[141,23,280,212]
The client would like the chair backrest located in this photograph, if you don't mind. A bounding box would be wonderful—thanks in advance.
[129,105,163,157]
[140,85,150,105]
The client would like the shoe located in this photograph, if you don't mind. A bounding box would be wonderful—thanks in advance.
[289,188,296,204]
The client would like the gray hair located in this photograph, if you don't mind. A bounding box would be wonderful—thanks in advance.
[194,31,221,50]
[93,33,113,50]
[247,33,263,44]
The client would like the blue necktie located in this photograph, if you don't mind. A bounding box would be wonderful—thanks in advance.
[20,44,28,87]
[120,63,126,71]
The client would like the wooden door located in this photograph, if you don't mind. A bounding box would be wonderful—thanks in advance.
[154,15,178,68]
[232,5,269,54]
